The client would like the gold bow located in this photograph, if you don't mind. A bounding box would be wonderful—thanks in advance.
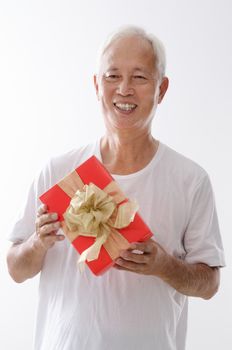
[63,182,138,264]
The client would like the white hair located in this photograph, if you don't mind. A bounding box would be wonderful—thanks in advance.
[96,25,166,78]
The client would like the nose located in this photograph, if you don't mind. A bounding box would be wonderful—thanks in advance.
[116,77,134,96]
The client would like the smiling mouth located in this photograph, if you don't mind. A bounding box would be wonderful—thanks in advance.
[113,102,137,112]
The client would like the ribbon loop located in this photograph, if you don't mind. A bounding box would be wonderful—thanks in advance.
[63,182,138,263]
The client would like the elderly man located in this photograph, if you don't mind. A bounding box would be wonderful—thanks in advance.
[7,26,225,350]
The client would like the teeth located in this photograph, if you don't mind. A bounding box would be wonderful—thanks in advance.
[115,103,137,111]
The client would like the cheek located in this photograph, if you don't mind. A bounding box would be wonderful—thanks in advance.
[143,87,159,109]
[141,92,156,109]
[139,85,156,100]
[102,89,115,108]
[98,90,113,113]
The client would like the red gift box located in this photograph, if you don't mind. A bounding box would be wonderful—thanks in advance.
[39,156,153,275]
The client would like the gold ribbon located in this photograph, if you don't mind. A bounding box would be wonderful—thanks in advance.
[63,182,138,264]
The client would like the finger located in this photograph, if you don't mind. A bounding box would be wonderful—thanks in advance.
[119,250,150,264]
[128,241,153,254]
[38,233,65,249]
[113,264,127,271]
[113,263,140,273]
[113,264,143,274]
[38,221,61,236]
[37,212,58,228]
[42,234,65,243]
[37,204,48,216]
[115,258,146,273]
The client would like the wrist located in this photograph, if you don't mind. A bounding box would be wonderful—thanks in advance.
[31,232,48,254]
[155,252,176,280]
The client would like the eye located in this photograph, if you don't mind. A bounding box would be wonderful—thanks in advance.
[132,75,148,84]
[104,74,120,81]
[133,75,146,80]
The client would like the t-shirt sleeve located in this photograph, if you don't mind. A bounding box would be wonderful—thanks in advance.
[183,174,225,267]
[8,163,52,243]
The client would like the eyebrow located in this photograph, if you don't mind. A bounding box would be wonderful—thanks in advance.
[133,67,153,75]
[105,67,150,74]
[105,68,119,72]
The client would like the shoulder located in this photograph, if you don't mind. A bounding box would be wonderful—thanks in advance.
[50,142,98,175]
[159,143,210,193]
[36,141,99,194]
[161,143,208,178]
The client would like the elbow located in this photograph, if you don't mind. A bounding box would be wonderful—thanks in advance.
[9,273,26,284]
[202,282,219,300]
[7,268,26,284]
[8,269,27,284]
[202,287,218,300]
[6,252,26,284]
[202,267,220,300]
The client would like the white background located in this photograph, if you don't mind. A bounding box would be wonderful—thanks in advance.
[0,0,231,349]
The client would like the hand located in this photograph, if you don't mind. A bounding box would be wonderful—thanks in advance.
[35,204,65,251]
[115,239,170,277]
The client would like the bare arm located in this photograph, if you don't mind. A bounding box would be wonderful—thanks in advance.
[115,239,220,299]
[7,204,65,283]
[159,254,219,299]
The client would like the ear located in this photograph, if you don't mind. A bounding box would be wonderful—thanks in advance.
[94,75,99,99]
[158,77,169,104]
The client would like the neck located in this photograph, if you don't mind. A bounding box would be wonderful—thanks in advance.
[100,131,159,175]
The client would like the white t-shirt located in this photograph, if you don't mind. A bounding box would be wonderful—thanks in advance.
[9,141,225,350]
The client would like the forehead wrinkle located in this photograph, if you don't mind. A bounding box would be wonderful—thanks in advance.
[99,37,157,76]
[106,66,149,72]
[105,67,119,71]
[103,66,155,79]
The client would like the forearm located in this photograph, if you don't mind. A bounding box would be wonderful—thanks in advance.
[7,233,47,283]
[116,240,220,299]
[159,255,220,299]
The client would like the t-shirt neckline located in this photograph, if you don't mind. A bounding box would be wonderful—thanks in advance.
[95,138,165,180]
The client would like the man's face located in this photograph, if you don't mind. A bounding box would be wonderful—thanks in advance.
[94,35,168,133]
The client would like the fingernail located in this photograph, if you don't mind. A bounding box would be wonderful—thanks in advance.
[130,243,137,249]
[52,213,58,220]
[115,258,122,265]
[120,251,127,258]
